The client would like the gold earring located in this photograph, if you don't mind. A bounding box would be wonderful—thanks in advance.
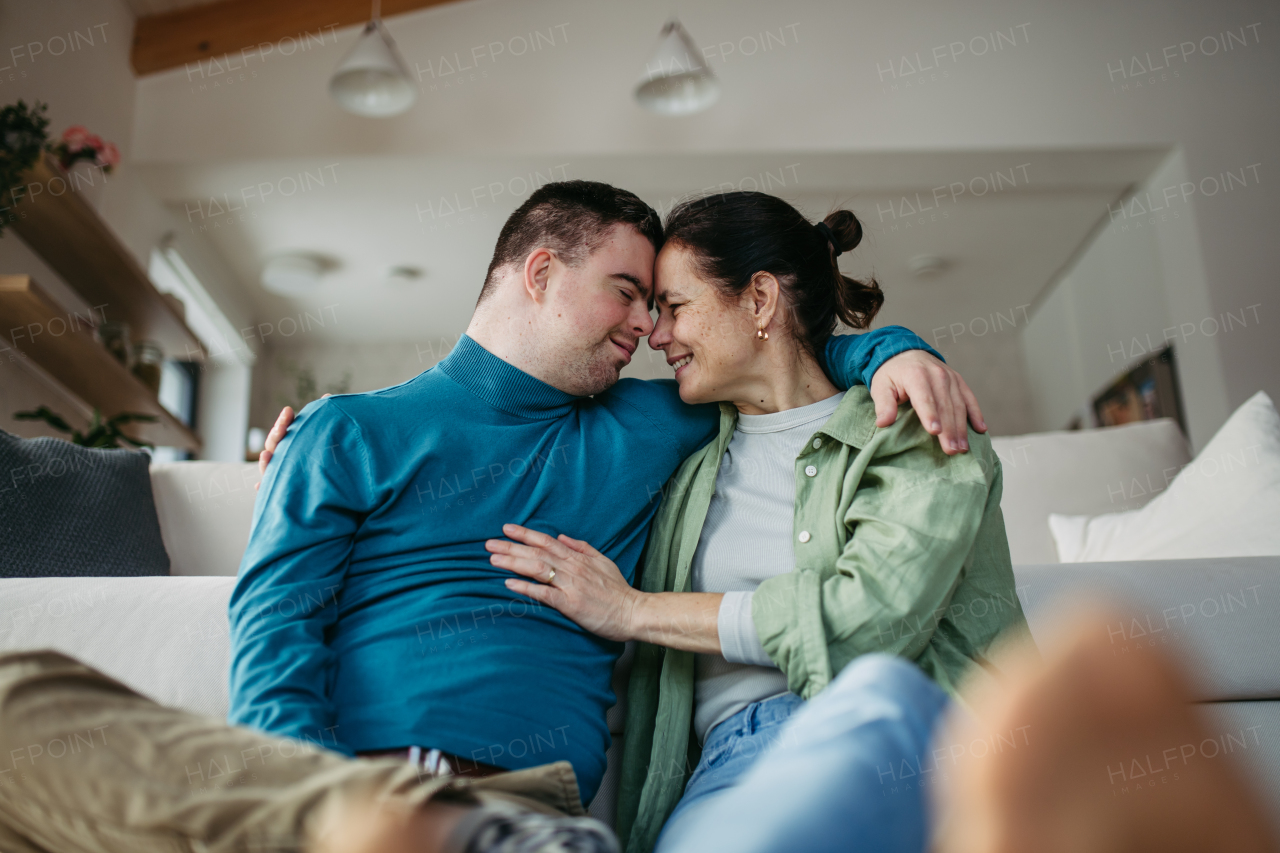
[757,326,769,341]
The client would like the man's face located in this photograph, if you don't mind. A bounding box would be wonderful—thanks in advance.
[541,224,656,396]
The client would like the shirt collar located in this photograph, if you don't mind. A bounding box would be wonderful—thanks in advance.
[716,386,878,448]
[734,392,845,434]
[437,334,578,420]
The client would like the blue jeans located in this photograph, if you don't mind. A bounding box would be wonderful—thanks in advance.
[654,654,951,853]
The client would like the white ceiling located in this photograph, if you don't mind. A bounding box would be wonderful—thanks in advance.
[135,148,1166,343]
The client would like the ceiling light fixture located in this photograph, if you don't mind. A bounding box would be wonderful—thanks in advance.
[385,265,423,285]
[328,0,417,118]
[908,255,950,277]
[634,19,720,116]
[261,254,325,296]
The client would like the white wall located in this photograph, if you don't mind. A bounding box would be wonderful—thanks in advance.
[934,332,1038,436]
[248,339,441,430]
[1023,150,1235,450]
[199,356,251,462]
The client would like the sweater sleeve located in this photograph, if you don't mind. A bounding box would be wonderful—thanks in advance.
[751,410,988,700]
[819,326,944,391]
[227,398,377,753]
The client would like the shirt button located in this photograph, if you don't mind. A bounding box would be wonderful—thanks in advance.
[812,438,822,449]
[805,465,817,477]
[798,531,811,543]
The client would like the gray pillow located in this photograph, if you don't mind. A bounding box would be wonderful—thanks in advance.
[0,430,169,577]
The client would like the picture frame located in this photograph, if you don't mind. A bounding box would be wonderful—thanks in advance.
[1091,345,1187,434]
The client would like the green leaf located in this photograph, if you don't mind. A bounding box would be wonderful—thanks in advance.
[13,405,72,433]
[80,425,109,447]
[11,405,155,448]
[106,412,159,426]
[0,100,51,238]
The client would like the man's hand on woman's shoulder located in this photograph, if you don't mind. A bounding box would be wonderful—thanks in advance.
[870,350,986,456]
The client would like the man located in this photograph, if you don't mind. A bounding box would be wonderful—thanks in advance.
[230,180,981,807]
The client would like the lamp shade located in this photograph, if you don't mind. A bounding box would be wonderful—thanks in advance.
[329,19,416,117]
[634,20,720,116]
[261,255,324,296]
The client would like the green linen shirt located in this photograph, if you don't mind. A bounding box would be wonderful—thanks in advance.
[616,386,1035,853]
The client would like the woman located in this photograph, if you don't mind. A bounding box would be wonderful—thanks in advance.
[488,192,1034,853]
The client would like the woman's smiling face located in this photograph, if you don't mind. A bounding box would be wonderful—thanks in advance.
[647,242,763,405]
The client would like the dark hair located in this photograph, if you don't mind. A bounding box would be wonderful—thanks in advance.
[476,180,664,306]
[663,191,883,361]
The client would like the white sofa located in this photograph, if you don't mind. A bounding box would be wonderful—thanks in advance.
[2,419,1278,832]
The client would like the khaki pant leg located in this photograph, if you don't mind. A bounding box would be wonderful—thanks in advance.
[0,651,590,853]
[0,650,449,853]
[0,817,46,853]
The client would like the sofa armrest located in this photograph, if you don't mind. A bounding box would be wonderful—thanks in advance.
[1013,556,1280,701]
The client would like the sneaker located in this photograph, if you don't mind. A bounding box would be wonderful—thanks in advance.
[448,803,619,853]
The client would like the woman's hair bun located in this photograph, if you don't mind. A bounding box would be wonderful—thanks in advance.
[821,210,864,254]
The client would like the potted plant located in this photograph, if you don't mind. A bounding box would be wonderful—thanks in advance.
[14,406,157,449]
[0,100,48,234]
[0,99,119,236]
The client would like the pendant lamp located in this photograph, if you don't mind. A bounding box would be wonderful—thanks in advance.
[329,0,417,117]
[634,19,720,116]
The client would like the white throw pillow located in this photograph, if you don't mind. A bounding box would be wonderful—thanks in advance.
[150,462,261,576]
[1050,392,1280,562]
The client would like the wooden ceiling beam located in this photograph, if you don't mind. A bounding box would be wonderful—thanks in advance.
[131,0,457,76]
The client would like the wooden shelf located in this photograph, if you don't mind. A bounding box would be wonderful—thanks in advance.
[0,275,201,451]
[9,154,205,361]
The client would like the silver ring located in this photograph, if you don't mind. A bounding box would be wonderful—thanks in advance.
[546,568,556,584]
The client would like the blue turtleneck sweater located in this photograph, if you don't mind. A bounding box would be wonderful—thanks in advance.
[227,328,937,802]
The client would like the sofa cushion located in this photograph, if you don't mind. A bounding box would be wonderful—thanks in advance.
[150,462,260,576]
[1197,702,1280,835]
[1014,556,1280,701]
[0,431,169,578]
[990,419,1190,565]
[1049,392,1280,562]
[0,576,234,717]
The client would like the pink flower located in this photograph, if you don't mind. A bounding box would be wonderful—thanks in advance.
[62,125,92,151]
[86,134,104,151]
[98,142,120,168]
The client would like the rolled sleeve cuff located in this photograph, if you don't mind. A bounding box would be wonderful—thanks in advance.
[718,591,777,668]
[860,328,945,388]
